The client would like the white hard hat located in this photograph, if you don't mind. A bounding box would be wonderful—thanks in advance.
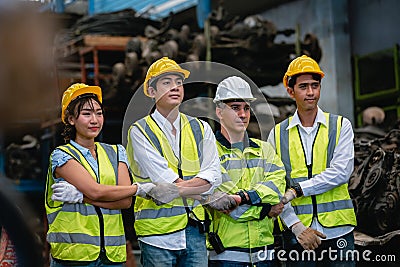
[213,76,256,103]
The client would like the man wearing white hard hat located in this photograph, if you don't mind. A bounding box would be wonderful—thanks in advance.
[208,76,286,267]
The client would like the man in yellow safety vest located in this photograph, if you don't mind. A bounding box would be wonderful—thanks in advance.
[208,76,286,267]
[126,57,228,267]
[269,55,357,266]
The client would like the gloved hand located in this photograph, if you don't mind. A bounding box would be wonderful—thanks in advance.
[268,202,284,217]
[202,191,238,211]
[51,181,83,204]
[281,188,297,204]
[133,183,156,199]
[291,222,326,250]
[148,183,180,205]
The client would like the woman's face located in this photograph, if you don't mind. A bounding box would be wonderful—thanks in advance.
[68,98,103,141]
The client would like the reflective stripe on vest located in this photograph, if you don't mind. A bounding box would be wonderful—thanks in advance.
[275,113,356,228]
[130,114,205,236]
[45,142,126,262]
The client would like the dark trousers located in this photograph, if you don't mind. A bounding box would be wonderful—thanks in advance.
[209,260,276,267]
[280,231,356,267]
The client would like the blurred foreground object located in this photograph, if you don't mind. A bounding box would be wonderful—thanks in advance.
[0,2,58,128]
[0,3,57,266]
[0,227,17,266]
[0,176,43,267]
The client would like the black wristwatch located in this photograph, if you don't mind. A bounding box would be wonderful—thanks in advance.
[236,190,251,205]
[291,183,304,197]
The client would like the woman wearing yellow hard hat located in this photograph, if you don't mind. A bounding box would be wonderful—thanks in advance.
[44,83,155,267]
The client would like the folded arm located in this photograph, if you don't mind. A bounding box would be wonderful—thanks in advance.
[55,160,137,202]
[216,142,287,221]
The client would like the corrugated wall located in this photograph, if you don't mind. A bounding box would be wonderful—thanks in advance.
[90,0,197,20]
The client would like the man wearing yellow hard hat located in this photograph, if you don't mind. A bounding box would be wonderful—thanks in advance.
[126,57,222,266]
[269,55,357,266]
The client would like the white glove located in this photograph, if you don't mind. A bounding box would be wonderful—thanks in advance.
[133,183,156,198]
[202,191,238,211]
[291,222,326,250]
[281,188,297,204]
[51,181,83,204]
[291,221,307,237]
[148,183,180,205]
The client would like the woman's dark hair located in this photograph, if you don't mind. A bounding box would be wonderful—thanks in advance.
[288,73,322,88]
[61,94,103,143]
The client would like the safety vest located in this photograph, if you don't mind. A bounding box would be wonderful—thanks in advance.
[127,114,206,236]
[45,142,126,263]
[275,113,357,228]
[209,133,286,253]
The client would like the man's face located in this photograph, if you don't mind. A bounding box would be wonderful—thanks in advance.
[287,74,320,112]
[216,101,251,135]
[148,74,184,110]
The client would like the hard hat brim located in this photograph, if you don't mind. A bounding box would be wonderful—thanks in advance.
[68,86,102,104]
[283,70,325,88]
[213,97,256,103]
[143,69,190,97]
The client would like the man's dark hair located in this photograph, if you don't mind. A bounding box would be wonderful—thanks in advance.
[149,73,185,91]
[288,73,322,88]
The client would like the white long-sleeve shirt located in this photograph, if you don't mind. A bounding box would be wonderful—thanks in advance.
[129,109,221,249]
[268,107,354,239]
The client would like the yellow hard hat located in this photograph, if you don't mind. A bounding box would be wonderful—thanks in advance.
[61,83,102,124]
[143,57,190,97]
[283,55,325,87]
